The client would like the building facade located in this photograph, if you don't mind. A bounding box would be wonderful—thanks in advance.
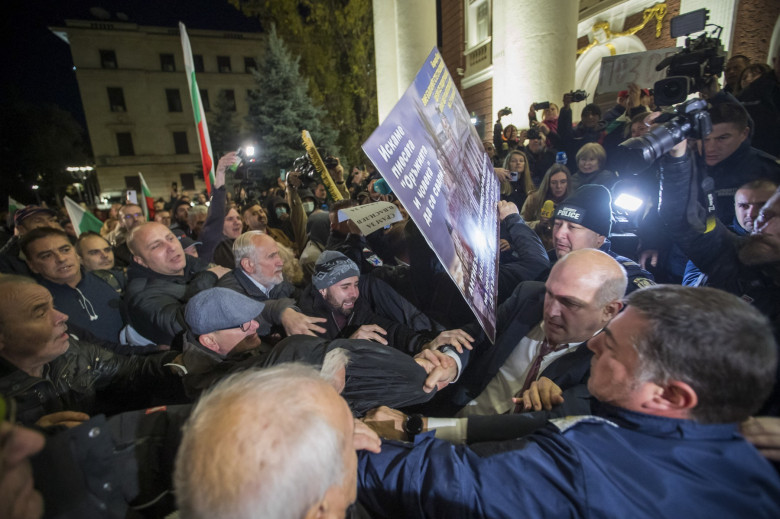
[51,19,264,199]
[374,0,780,138]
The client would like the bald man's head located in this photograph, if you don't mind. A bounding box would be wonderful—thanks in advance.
[128,222,187,276]
[543,249,627,345]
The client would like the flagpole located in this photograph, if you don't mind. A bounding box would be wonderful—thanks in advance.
[180,22,216,195]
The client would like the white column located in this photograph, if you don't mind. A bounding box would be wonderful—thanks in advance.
[492,0,579,128]
[372,0,437,123]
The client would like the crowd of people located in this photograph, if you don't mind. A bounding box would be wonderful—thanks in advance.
[1,50,780,518]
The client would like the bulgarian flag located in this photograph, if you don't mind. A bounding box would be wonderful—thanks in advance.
[138,171,155,219]
[8,196,25,215]
[64,196,103,236]
[180,22,215,195]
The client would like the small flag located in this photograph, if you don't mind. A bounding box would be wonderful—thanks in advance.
[138,172,155,220]
[180,22,215,195]
[64,196,103,236]
[8,196,26,215]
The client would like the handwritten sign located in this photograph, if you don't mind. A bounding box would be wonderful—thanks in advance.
[337,201,402,236]
[596,47,679,94]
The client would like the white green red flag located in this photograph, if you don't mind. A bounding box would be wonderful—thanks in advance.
[179,22,215,195]
[137,172,155,219]
[64,196,103,236]
[8,196,25,215]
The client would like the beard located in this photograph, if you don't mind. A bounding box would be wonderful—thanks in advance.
[738,235,780,266]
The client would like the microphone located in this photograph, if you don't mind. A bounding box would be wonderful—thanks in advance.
[540,200,555,219]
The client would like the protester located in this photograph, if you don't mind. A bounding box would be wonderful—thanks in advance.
[0,206,62,276]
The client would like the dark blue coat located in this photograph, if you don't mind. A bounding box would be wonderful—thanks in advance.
[358,404,780,518]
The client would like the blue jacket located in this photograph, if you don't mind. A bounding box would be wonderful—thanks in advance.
[39,268,126,343]
[358,403,780,518]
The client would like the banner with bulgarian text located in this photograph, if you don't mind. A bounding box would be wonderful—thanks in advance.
[180,22,215,194]
[362,47,499,341]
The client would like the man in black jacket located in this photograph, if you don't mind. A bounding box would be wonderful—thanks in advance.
[0,276,182,426]
[125,222,229,344]
[298,251,473,356]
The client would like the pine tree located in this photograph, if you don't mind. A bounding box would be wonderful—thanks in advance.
[246,25,338,178]
[208,89,241,158]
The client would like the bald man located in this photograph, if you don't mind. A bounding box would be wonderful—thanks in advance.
[124,222,229,344]
[427,248,627,418]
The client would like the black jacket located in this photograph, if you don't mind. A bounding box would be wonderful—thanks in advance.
[125,255,217,344]
[216,268,299,334]
[0,337,180,425]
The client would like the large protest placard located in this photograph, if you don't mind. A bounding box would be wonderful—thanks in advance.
[596,47,678,95]
[362,47,499,341]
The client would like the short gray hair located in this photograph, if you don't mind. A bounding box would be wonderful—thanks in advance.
[174,364,348,519]
[232,230,266,269]
[626,285,777,423]
[187,205,208,225]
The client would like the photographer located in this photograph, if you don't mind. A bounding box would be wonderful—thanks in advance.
[657,135,780,415]
[493,108,522,164]
[555,92,606,169]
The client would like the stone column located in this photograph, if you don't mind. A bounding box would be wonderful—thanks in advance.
[372,0,437,123]
[491,0,579,127]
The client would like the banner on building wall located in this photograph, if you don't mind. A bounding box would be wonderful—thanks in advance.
[596,47,679,95]
[362,47,499,342]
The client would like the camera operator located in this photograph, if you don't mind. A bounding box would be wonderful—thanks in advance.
[657,135,780,416]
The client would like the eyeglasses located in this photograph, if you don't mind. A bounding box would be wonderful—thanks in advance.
[123,212,144,220]
[217,321,254,333]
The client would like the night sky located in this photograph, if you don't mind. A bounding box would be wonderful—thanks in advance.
[1,0,262,127]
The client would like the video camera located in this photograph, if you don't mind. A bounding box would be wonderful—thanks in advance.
[617,9,722,165]
[653,8,725,106]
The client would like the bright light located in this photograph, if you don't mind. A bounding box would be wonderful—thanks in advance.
[66,166,94,172]
[470,116,478,125]
[614,193,644,212]
[32,185,40,190]
[245,146,256,157]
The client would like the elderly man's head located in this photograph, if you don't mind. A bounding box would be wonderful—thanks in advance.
[184,288,263,356]
[19,227,82,287]
[0,277,70,376]
[588,285,776,423]
[233,231,285,289]
[128,222,186,276]
[76,232,114,271]
[552,184,613,257]
[174,364,357,519]
[187,206,208,238]
[313,252,361,316]
[543,249,626,345]
[118,204,146,232]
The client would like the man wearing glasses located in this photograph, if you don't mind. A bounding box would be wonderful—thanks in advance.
[112,203,146,267]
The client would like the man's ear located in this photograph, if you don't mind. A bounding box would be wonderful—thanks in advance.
[133,255,148,268]
[197,333,220,353]
[318,288,328,299]
[595,234,606,248]
[643,380,698,419]
[602,300,623,323]
[240,256,254,274]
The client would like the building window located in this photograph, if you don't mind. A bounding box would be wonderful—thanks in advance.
[200,89,210,112]
[244,57,257,73]
[180,173,196,191]
[173,131,189,154]
[166,89,183,112]
[116,132,134,156]
[100,49,117,69]
[217,55,232,73]
[107,87,126,112]
[194,54,205,73]
[221,89,236,112]
[160,53,176,72]
[465,0,491,49]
